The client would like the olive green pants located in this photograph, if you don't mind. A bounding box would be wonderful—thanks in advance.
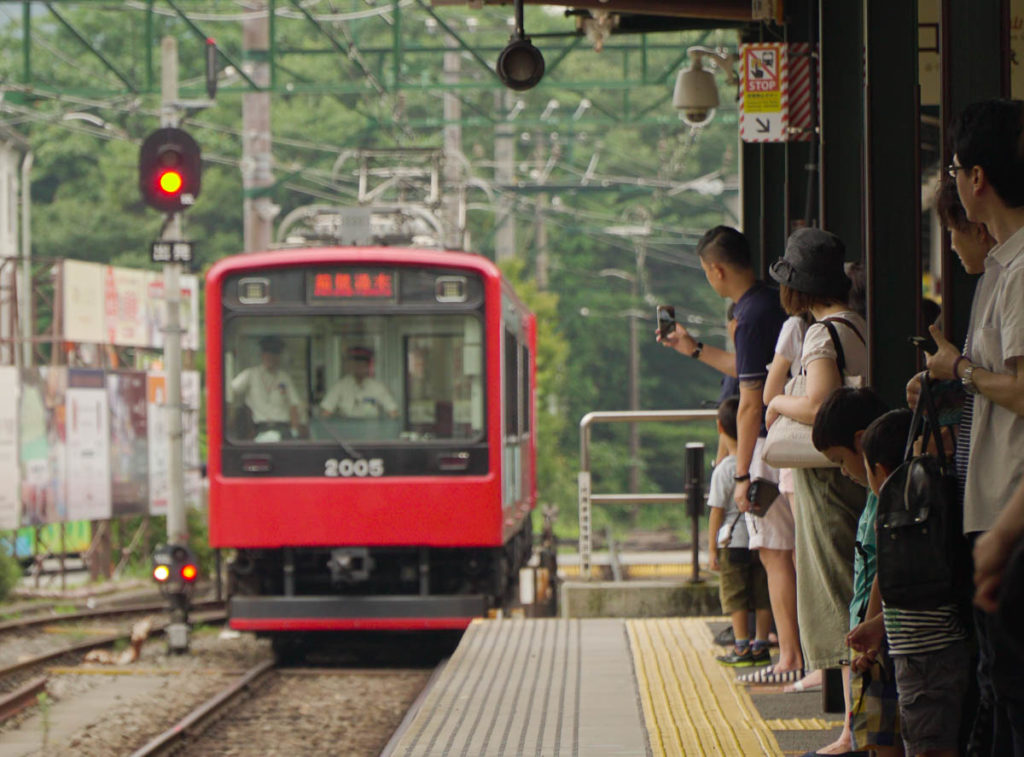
[793,466,867,670]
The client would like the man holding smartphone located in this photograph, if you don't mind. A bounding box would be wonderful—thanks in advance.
[659,225,790,670]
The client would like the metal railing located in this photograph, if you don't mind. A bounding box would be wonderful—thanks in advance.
[578,409,718,581]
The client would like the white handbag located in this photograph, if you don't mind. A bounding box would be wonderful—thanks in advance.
[762,318,864,469]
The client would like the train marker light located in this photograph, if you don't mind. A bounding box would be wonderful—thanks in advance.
[139,127,201,213]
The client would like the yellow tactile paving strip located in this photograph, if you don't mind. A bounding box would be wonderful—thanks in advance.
[764,718,843,731]
[627,617,784,757]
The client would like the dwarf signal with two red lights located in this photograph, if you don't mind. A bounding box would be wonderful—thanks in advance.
[139,128,201,213]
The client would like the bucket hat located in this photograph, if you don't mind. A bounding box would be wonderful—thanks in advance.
[769,227,850,301]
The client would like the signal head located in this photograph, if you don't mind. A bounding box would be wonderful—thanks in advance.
[139,128,201,213]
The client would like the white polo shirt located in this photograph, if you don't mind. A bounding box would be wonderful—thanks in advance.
[964,225,1024,533]
[320,375,397,418]
[229,365,301,424]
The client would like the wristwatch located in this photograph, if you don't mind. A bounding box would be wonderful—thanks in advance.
[962,364,980,395]
[690,341,704,360]
[733,473,751,482]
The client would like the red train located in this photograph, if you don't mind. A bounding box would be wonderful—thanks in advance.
[206,248,536,645]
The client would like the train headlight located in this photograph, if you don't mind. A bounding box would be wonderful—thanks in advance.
[435,276,467,303]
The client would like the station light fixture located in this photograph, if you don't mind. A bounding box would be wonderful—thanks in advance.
[139,127,202,213]
[497,0,544,91]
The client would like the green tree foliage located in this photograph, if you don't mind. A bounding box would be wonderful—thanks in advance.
[0,4,744,541]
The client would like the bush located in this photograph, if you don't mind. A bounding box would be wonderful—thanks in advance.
[0,546,22,601]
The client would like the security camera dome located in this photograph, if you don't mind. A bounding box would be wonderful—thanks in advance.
[673,65,720,127]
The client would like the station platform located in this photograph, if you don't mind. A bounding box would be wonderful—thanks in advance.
[384,617,842,756]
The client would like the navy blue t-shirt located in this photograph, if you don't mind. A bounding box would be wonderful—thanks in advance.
[731,282,787,436]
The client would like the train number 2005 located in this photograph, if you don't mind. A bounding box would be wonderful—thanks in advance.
[324,458,385,477]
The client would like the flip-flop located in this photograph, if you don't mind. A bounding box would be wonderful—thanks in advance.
[734,667,805,685]
[785,678,822,693]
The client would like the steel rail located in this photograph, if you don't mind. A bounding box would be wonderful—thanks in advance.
[0,599,225,635]
[0,610,227,682]
[0,676,48,724]
[128,659,277,757]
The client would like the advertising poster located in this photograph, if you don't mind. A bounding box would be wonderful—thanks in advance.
[62,260,106,344]
[19,367,66,526]
[108,371,149,516]
[148,371,202,514]
[106,267,150,347]
[147,373,169,514]
[0,367,19,530]
[65,369,111,521]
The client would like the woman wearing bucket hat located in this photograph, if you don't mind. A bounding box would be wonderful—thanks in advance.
[765,227,869,756]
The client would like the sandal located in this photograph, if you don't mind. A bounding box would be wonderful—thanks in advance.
[785,678,822,693]
[734,667,805,685]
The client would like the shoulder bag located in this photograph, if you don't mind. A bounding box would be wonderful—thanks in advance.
[761,318,865,469]
[875,375,970,609]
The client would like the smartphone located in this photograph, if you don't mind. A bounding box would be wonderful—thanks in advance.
[909,335,938,355]
[657,305,676,339]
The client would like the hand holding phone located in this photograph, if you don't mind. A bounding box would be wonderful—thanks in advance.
[657,305,676,339]
[909,335,938,355]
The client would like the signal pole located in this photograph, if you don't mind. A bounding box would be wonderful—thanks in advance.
[160,37,189,653]
[161,37,187,551]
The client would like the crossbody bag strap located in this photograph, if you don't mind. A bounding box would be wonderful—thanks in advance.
[823,316,866,344]
[821,320,848,375]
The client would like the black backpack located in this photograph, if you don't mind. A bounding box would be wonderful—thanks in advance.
[875,377,971,610]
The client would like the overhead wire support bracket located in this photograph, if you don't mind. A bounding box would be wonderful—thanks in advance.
[162,0,260,91]
[288,0,388,97]
[44,2,138,93]
[414,0,504,84]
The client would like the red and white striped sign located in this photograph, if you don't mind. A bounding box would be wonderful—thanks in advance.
[787,42,815,142]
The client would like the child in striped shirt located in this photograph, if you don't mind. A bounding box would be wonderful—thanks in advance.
[849,409,970,757]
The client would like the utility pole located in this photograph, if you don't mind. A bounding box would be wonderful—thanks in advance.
[494,90,516,262]
[441,34,465,250]
[242,2,274,253]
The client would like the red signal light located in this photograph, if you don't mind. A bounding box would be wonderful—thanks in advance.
[153,565,170,582]
[158,169,184,195]
[180,563,198,581]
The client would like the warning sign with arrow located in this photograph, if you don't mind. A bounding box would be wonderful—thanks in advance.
[740,42,788,143]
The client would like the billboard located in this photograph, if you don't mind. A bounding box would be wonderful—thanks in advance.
[0,367,19,530]
[108,371,149,516]
[65,369,111,522]
[62,260,200,351]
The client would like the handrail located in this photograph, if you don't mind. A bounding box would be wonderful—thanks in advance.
[578,409,717,581]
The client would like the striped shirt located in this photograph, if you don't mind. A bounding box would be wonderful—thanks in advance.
[882,603,967,656]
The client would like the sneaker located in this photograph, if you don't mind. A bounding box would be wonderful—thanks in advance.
[716,647,759,667]
[750,646,772,666]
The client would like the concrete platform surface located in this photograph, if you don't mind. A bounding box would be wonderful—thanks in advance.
[386,617,843,757]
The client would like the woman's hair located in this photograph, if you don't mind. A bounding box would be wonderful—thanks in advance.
[779,284,845,316]
[845,262,866,317]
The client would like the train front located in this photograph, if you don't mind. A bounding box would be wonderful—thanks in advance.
[205,249,535,637]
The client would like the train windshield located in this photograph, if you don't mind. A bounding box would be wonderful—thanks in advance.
[223,313,484,444]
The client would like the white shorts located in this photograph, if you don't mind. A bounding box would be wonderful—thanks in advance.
[746,437,796,551]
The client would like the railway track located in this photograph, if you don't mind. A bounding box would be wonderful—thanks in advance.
[0,608,228,725]
[128,658,437,756]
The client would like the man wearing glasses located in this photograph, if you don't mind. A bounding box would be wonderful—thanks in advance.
[926,99,1024,756]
